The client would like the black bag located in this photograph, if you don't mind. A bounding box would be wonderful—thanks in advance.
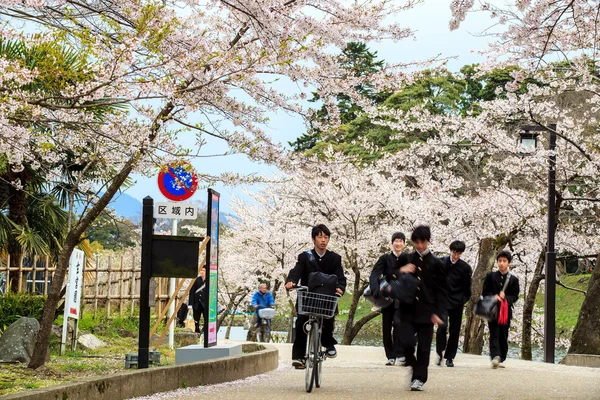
[474,296,498,321]
[381,273,420,304]
[474,273,511,321]
[307,271,337,296]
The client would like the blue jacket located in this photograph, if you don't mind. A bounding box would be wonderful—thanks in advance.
[252,291,275,309]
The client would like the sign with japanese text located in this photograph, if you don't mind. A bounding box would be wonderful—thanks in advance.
[155,202,198,220]
[66,249,84,319]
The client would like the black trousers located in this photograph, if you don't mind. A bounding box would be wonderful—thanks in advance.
[436,306,463,360]
[193,305,205,334]
[292,314,337,360]
[399,320,434,383]
[382,303,403,359]
[488,320,510,362]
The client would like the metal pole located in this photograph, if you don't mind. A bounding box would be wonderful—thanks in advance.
[168,219,178,349]
[138,196,154,369]
[544,124,557,363]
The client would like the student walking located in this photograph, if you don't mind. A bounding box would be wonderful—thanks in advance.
[369,232,407,366]
[436,240,472,367]
[396,225,448,391]
[482,250,520,368]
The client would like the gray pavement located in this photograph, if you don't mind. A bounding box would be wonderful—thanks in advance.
[140,343,600,400]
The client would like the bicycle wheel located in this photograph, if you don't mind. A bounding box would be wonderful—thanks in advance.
[305,322,317,393]
[314,321,322,388]
[264,321,271,343]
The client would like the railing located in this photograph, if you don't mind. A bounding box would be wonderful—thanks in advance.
[0,252,194,317]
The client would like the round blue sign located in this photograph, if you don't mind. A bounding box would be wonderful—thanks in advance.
[157,162,198,201]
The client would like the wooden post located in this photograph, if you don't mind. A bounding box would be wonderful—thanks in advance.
[107,256,112,317]
[44,256,50,296]
[119,255,124,316]
[17,254,23,293]
[131,258,136,316]
[30,255,37,294]
[94,255,100,318]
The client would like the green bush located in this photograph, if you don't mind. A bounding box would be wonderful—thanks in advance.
[0,292,46,334]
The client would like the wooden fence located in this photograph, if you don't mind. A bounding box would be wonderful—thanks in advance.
[0,252,195,317]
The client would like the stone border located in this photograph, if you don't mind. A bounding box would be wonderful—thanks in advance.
[1,345,278,400]
[561,353,600,368]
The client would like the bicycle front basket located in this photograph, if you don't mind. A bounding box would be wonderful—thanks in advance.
[297,291,338,318]
[258,308,276,319]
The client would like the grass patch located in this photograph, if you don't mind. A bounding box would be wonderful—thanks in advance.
[336,293,381,323]
[535,274,590,338]
[0,306,180,396]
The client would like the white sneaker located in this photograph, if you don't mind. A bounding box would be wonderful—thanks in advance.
[491,356,500,368]
[385,358,395,366]
[410,379,424,391]
[396,356,406,366]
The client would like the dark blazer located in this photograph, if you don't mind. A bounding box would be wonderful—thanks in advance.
[188,276,205,310]
[441,256,472,309]
[482,270,520,319]
[369,252,407,296]
[286,249,347,293]
[398,250,448,323]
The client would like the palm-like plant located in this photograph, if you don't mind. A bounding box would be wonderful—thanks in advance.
[0,36,126,291]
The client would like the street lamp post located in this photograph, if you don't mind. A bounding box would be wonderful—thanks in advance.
[520,123,557,363]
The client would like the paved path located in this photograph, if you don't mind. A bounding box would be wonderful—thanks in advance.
[141,343,600,400]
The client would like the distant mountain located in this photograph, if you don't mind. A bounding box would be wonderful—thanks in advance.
[110,192,142,222]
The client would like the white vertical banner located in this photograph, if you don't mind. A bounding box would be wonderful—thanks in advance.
[67,249,85,319]
[61,249,84,354]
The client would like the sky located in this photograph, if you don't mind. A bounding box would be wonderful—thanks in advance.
[124,2,500,214]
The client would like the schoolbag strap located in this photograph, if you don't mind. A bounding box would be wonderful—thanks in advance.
[501,272,511,292]
[305,250,322,272]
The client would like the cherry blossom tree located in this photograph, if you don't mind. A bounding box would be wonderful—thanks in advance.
[0,0,430,368]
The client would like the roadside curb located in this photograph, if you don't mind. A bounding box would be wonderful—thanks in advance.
[1,345,278,400]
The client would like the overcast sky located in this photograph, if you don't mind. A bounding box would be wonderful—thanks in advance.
[124,2,499,214]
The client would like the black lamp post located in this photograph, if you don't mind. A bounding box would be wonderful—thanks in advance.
[519,123,557,363]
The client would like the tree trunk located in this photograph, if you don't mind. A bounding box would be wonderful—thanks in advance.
[569,254,600,355]
[342,310,380,345]
[341,271,364,345]
[521,248,546,360]
[28,161,135,369]
[225,305,237,340]
[463,237,506,354]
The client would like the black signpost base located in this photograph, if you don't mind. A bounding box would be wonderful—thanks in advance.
[138,196,154,369]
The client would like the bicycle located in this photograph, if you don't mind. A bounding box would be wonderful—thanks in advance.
[256,307,275,343]
[293,286,339,393]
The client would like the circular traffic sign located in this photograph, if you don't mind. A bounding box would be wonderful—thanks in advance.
[157,161,198,201]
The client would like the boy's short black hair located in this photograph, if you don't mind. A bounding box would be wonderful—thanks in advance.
[449,240,466,253]
[496,250,512,263]
[391,232,406,243]
[411,225,431,242]
[311,224,331,239]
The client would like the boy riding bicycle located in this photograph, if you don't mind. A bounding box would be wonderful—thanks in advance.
[285,224,346,369]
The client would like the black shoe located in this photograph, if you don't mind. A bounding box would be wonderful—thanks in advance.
[446,359,454,367]
[326,346,337,358]
[436,355,443,366]
[292,359,306,369]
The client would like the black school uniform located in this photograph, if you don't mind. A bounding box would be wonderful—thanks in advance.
[482,270,520,362]
[369,252,407,360]
[436,256,472,361]
[397,249,448,384]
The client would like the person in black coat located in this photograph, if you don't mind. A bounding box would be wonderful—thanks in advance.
[188,268,206,333]
[396,225,448,392]
[436,240,472,367]
[369,231,407,366]
[285,224,347,369]
[483,250,520,368]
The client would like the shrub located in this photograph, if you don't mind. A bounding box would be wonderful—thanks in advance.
[0,292,46,334]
